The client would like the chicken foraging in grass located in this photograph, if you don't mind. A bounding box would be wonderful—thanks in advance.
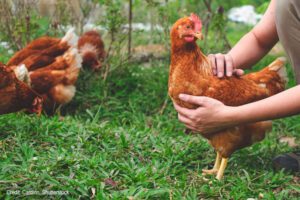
[168,14,287,180]
[78,30,106,70]
[7,29,82,114]
[0,63,42,115]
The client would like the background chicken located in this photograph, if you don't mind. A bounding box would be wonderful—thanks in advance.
[78,30,106,70]
[168,14,287,180]
[0,63,42,115]
[7,29,82,114]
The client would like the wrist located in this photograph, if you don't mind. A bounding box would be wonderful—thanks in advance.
[222,106,243,126]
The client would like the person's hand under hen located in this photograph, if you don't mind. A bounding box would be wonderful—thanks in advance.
[173,94,237,134]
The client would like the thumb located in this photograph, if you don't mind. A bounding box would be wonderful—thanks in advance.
[179,94,210,106]
[233,69,244,76]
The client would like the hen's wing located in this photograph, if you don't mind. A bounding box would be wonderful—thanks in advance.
[7,29,78,67]
[204,58,287,106]
[29,48,82,94]
[25,37,60,50]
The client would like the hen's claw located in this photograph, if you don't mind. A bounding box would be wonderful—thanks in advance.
[202,168,218,175]
[202,152,221,176]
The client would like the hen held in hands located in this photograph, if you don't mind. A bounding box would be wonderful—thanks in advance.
[168,13,287,180]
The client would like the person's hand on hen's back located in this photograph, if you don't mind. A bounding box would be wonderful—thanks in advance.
[208,53,244,78]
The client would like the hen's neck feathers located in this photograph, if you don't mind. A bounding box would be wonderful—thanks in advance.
[171,42,212,77]
[79,43,98,57]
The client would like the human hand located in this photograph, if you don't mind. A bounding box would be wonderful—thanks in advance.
[208,53,244,78]
[173,94,237,134]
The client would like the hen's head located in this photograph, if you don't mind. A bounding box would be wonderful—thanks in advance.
[170,13,203,46]
[82,52,101,70]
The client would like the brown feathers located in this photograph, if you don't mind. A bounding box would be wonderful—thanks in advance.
[78,30,106,70]
[6,29,82,114]
[169,15,287,158]
[0,63,42,115]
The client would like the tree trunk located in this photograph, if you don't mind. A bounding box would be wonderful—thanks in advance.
[128,0,133,57]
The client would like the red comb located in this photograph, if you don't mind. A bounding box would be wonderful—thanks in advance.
[189,13,202,32]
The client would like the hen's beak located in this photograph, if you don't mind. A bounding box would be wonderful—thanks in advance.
[194,32,204,40]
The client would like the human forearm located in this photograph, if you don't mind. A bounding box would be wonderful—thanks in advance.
[227,0,278,70]
[229,85,300,124]
[228,32,275,69]
[174,86,300,134]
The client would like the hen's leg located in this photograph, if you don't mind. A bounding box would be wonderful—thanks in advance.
[202,152,221,175]
[216,158,228,180]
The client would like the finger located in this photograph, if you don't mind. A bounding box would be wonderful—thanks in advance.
[233,69,244,76]
[173,102,194,117]
[225,55,233,77]
[185,124,198,132]
[178,113,194,126]
[215,54,225,78]
[179,94,210,106]
[208,54,217,75]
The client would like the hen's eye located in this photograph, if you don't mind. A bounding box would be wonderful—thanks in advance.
[186,25,191,29]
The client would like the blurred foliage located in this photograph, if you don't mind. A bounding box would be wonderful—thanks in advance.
[0,0,272,54]
[0,0,50,50]
[214,0,269,10]
[98,0,125,34]
[256,1,270,14]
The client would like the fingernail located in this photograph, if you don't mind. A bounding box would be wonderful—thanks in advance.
[179,94,187,100]
[227,72,232,77]
[218,72,223,77]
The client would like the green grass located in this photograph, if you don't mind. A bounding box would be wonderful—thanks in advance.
[0,58,299,199]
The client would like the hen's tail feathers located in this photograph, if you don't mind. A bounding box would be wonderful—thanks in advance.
[63,48,83,69]
[250,121,272,143]
[268,57,289,84]
[62,48,82,85]
[61,28,78,47]
[13,64,31,86]
[49,84,76,104]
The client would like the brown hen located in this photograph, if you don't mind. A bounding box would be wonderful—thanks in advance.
[0,63,42,115]
[7,29,82,114]
[168,14,287,180]
[78,30,106,70]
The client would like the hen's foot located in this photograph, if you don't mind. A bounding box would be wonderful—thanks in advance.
[216,158,228,180]
[202,168,218,175]
[202,152,221,175]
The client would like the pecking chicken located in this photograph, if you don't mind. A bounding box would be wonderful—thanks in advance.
[78,30,106,70]
[0,62,42,115]
[168,14,287,180]
[7,29,82,114]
